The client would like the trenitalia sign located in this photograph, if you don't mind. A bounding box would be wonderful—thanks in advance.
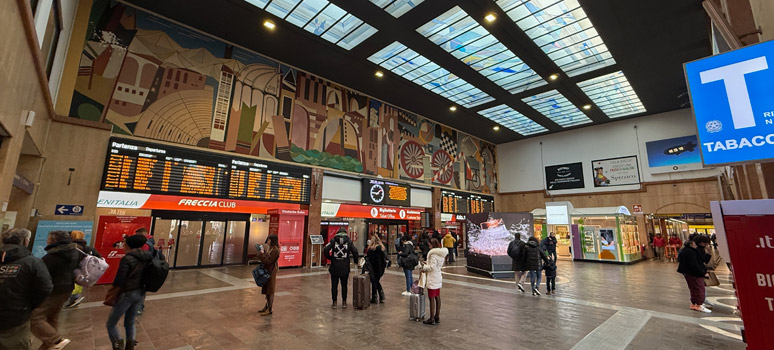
[97,191,301,213]
[684,40,774,166]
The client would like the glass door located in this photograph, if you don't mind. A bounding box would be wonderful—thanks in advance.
[153,218,179,265]
[224,221,246,264]
[201,221,226,266]
[175,220,203,267]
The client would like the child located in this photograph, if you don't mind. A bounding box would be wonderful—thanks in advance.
[544,258,557,295]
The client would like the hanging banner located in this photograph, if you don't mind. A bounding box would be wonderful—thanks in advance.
[545,162,585,190]
[591,156,641,187]
[31,221,94,258]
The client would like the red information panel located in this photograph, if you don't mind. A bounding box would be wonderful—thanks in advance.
[268,212,305,267]
[94,215,153,285]
[723,214,774,349]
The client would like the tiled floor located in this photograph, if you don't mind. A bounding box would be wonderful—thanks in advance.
[40,257,745,350]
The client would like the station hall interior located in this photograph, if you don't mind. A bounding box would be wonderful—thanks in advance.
[1,0,774,349]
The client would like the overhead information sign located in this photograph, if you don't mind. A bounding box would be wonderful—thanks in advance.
[684,40,774,166]
[441,190,494,214]
[101,138,311,204]
[361,178,411,207]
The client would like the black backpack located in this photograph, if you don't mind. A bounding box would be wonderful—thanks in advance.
[402,250,418,269]
[142,254,169,292]
[507,239,522,260]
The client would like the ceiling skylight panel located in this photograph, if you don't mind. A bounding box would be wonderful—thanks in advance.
[419,6,545,94]
[248,0,376,50]
[522,90,591,127]
[578,71,646,118]
[496,0,616,77]
[478,105,547,135]
[370,0,426,18]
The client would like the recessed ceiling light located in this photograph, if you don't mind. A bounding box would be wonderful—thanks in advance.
[449,106,457,111]
[375,71,384,78]
[484,13,497,23]
[493,125,500,131]
[548,73,559,81]
[263,20,276,30]
[582,104,592,110]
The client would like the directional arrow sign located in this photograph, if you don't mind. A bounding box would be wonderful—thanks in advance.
[55,204,84,216]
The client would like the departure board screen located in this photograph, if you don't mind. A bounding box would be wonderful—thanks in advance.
[361,178,411,207]
[101,138,311,204]
[441,190,494,214]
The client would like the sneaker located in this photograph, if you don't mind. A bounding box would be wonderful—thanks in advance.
[70,296,85,307]
[331,301,337,309]
[533,289,541,296]
[51,338,71,350]
[401,291,411,296]
[517,284,525,293]
[342,302,347,309]
[697,305,712,313]
[703,301,714,309]
[689,304,700,311]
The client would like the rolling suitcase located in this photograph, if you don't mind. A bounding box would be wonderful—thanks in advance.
[409,292,425,321]
[352,273,370,310]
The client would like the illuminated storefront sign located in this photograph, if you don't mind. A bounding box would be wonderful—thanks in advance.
[321,203,423,220]
[97,191,301,214]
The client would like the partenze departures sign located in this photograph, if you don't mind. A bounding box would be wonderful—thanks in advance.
[684,40,774,166]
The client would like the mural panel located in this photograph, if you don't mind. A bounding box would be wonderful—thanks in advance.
[68,0,497,194]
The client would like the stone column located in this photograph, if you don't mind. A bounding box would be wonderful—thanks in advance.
[304,168,324,267]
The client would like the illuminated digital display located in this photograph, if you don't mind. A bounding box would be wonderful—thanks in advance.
[441,190,494,214]
[101,138,311,204]
[361,178,412,207]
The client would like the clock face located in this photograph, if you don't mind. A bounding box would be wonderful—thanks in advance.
[370,184,385,203]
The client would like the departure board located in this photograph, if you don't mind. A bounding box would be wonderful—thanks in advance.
[441,190,494,214]
[361,178,411,207]
[101,138,311,204]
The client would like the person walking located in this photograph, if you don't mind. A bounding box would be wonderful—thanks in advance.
[451,231,459,260]
[106,235,152,350]
[524,237,549,296]
[652,234,666,260]
[508,237,528,293]
[30,230,80,350]
[541,232,558,261]
[543,257,557,295]
[0,228,53,350]
[394,232,403,268]
[398,236,418,296]
[421,238,447,325]
[364,238,387,303]
[133,228,156,315]
[442,232,456,263]
[323,229,358,309]
[257,235,279,316]
[677,235,711,313]
[63,230,100,309]
[419,232,430,261]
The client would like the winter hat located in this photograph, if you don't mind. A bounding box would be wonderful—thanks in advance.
[126,234,147,249]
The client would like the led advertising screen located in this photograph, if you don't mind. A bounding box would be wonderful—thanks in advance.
[466,212,533,256]
[361,178,411,207]
[545,162,585,190]
[645,135,703,173]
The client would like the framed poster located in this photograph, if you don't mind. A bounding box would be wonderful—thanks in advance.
[544,162,585,190]
[645,135,703,174]
[591,156,641,187]
[32,221,94,258]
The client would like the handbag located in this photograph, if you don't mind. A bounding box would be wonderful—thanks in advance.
[103,286,120,306]
[705,271,720,286]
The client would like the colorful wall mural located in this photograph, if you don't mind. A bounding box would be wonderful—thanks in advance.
[68,0,497,194]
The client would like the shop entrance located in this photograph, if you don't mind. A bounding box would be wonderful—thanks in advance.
[151,211,249,268]
[367,220,408,256]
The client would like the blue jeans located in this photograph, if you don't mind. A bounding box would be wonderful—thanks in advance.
[403,268,413,292]
[528,270,542,290]
[106,289,143,343]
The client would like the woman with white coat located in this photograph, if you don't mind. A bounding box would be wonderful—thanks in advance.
[421,238,447,325]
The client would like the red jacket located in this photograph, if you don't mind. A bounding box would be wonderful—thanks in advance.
[653,236,666,247]
[668,237,682,246]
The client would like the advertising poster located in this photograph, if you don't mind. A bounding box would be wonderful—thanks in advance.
[591,156,640,187]
[31,221,94,258]
[645,135,703,173]
[271,214,305,267]
[544,162,585,190]
[94,215,152,284]
[597,228,619,261]
[466,212,533,257]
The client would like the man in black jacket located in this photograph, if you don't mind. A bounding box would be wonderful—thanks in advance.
[106,235,153,350]
[0,228,53,350]
[30,230,80,349]
[542,232,558,261]
[677,235,711,313]
[323,229,358,309]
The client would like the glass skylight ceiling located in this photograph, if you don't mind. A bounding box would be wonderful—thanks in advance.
[417,6,545,94]
[368,42,495,108]
[522,90,591,127]
[478,105,547,135]
[497,0,615,77]
[246,0,377,50]
[578,71,646,118]
[370,0,425,18]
